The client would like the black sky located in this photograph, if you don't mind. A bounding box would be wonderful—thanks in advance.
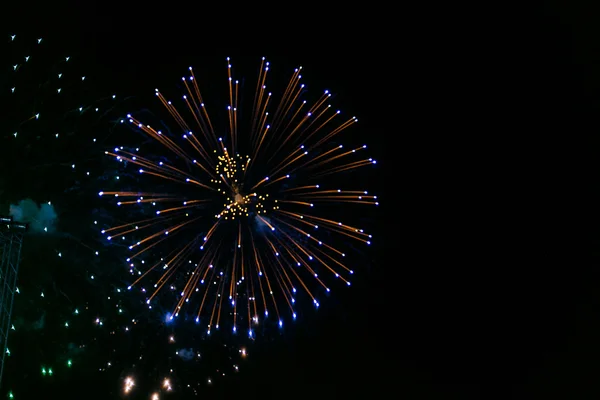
[1,2,597,399]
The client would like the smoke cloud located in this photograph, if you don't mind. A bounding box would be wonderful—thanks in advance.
[177,348,196,361]
[9,199,58,233]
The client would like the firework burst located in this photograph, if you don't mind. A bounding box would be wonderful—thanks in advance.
[100,57,378,337]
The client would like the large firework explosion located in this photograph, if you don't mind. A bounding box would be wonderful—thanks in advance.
[99,57,378,340]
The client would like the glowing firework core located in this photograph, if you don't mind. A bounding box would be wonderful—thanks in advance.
[233,188,245,204]
[214,151,268,219]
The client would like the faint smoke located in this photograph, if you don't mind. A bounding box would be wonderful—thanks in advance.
[66,342,85,356]
[254,214,274,232]
[12,312,46,331]
[177,348,195,361]
[9,199,58,233]
[31,312,46,330]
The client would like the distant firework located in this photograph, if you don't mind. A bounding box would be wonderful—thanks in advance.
[1,33,121,199]
[100,57,378,337]
[2,34,116,146]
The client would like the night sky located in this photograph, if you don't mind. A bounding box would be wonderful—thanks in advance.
[0,3,596,400]
[1,13,395,400]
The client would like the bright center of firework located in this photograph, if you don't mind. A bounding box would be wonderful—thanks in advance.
[214,150,268,220]
[232,184,246,204]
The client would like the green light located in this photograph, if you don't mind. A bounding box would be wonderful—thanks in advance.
[8,391,13,399]
[74,309,79,314]
[48,368,53,376]
[65,322,69,327]
[41,367,46,376]
[67,360,72,367]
